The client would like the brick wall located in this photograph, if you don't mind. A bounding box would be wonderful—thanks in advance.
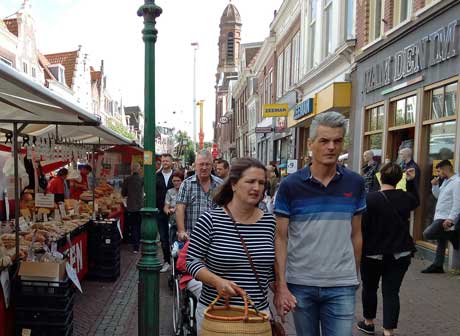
[413,0,426,12]
[356,0,370,50]
[383,0,394,32]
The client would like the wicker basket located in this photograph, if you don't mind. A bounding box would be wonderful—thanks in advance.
[201,293,271,335]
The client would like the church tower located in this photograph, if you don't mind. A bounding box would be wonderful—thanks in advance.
[217,2,242,76]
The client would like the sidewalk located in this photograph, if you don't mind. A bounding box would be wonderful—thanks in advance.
[73,245,460,335]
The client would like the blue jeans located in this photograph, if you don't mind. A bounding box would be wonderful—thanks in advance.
[288,284,357,336]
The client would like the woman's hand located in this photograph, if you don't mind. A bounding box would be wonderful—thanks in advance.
[406,168,416,181]
[215,278,244,298]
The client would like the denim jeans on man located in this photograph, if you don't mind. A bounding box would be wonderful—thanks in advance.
[288,284,357,336]
[423,219,460,266]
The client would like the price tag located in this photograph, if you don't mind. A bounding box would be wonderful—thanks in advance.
[19,217,28,232]
[117,221,123,239]
[59,202,66,217]
[66,263,83,293]
[21,329,31,336]
[43,213,48,222]
[1,269,10,309]
[35,193,55,208]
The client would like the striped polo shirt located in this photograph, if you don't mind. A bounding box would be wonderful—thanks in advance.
[274,164,366,287]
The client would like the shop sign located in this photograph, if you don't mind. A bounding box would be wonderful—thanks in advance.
[262,104,289,117]
[364,20,458,94]
[219,116,229,124]
[59,231,88,281]
[255,127,273,133]
[294,98,315,120]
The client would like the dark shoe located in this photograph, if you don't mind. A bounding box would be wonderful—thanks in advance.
[421,264,444,273]
[357,321,375,334]
[450,233,459,250]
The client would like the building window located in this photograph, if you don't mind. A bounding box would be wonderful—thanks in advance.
[427,83,457,120]
[22,62,28,74]
[0,57,12,66]
[391,95,417,127]
[324,0,333,56]
[268,70,273,103]
[284,44,291,93]
[364,105,384,160]
[369,0,383,42]
[276,53,284,99]
[227,32,234,62]
[345,0,355,40]
[394,0,411,26]
[31,67,36,78]
[308,0,318,70]
[291,32,300,85]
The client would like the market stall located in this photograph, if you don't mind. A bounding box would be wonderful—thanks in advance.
[0,61,134,335]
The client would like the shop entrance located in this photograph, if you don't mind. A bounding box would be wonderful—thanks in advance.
[387,127,415,163]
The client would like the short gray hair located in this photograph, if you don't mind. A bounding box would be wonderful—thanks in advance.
[310,111,347,140]
[364,150,374,157]
[195,150,212,162]
[399,147,412,156]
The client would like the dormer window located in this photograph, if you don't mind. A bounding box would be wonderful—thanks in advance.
[0,57,13,67]
[48,64,66,85]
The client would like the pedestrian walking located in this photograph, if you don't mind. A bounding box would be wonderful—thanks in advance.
[176,150,223,241]
[121,163,144,253]
[357,164,419,336]
[274,111,366,336]
[186,158,275,334]
[156,153,175,272]
[362,150,380,193]
[421,159,460,273]
[215,159,230,180]
[163,171,185,239]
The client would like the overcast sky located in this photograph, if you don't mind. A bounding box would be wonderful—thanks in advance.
[1,0,283,141]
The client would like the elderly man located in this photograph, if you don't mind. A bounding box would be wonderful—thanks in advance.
[399,147,420,188]
[362,150,380,193]
[274,111,365,336]
[176,150,223,241]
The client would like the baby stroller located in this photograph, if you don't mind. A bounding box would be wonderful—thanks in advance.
[169,225,198,336]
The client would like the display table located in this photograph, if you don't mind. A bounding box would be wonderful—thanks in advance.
[57,222,89,281]
[0,264,17,336]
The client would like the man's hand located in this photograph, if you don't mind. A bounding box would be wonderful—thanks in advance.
[274,283,297,322]
[177,231,189,241]
[406,168,416,181]
[431,176,440,186]
[443,219,454,230]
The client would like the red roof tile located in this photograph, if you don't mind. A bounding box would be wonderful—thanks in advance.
[3,18,18,37]
[44,50,79,88]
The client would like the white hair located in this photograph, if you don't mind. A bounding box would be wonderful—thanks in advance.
[310,111,347,140]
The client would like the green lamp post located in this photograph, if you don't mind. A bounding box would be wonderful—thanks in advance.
[137,1,162,335]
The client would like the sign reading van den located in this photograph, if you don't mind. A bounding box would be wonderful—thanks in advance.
[255,127,273,133]
[364,20,458,94]
[262,104,289,117]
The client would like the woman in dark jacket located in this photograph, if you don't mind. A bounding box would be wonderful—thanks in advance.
[357,163,419,336]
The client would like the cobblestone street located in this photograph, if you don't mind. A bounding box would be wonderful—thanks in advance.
[72,243,460,335]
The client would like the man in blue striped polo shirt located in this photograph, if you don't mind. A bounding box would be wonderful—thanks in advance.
[274,111,366,336]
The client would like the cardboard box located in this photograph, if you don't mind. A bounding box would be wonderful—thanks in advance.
[18,260,66,282]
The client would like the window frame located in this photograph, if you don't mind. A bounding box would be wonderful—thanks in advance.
[369,0,383,42]
[423,80,459,125]
[389,93,417,129]
[308,0,318,70]
[284,43,291,93]
[394,0,412,26]
[323,0,333,57]
[0,56,13,67]
[276,52,284,99]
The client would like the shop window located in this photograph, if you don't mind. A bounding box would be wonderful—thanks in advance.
[391,95,416,127]
[364,105,384,162]
[366,105,384,132]
[428,82,458,120]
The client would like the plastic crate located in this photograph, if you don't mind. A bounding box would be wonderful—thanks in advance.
[16,321,73,336]
[15,278,73,298]
[16,289,75,311]
[16,308,73,326]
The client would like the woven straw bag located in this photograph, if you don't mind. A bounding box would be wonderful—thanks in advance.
[201,293,271,335]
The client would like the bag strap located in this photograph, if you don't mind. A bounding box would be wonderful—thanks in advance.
[224,206,273,316]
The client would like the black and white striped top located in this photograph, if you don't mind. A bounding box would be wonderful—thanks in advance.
[186,207,276,311]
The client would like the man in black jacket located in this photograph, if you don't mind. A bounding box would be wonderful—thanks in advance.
[156,153,175,272]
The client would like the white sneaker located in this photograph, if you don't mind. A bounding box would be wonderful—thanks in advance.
[160,262,171,273]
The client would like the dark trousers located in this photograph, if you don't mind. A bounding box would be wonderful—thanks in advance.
[157,213,171,263]
[423,219,459,267]
[126,211,141,251]
[361,255,411,330]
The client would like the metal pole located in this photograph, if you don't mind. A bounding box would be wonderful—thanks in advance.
[192,44,198,152]
[137,2,162,336]
[13,123,20,259]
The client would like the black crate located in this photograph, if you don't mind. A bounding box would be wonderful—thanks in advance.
[87,268,120,282]
[16,278,73,298]
[16,321,73,336]
[16,308,73,326]
[16,289,75,311]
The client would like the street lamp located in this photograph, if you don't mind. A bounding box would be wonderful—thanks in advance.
[191,42,199,152]
[137,1,162,336]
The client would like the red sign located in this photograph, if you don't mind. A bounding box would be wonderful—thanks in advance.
[58,231,88,281]
[211,144,218,159]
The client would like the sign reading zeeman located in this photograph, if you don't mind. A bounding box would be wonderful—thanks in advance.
[364,20,458,94]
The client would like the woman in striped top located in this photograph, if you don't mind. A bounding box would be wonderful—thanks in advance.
[186,158,276,334]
